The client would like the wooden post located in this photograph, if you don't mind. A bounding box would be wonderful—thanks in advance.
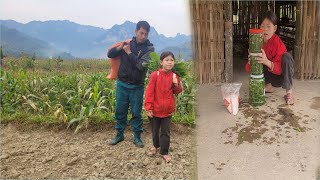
[300,1,308,80]
[317,0,320,79]
[195,0,202,84]
[294,0,302,79]
[310,1,316,79]
[210,2,214,83]
[190,0,196,81]
[224,1,233,82]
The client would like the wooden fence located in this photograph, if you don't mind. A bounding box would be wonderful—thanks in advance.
[190,0,226,84]
[294,1,320,79]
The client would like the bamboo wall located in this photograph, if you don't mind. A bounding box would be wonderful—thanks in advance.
[190,0,225,84]
[294,1,320,79]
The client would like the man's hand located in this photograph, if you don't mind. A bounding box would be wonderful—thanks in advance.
[147,110,153,118]
[116,41,126,51]
[123,44,132,55]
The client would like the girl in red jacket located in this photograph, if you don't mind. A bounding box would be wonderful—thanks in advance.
[144,51,183,163]
[246,11,295,105]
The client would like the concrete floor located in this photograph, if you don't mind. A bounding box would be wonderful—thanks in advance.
[196,69,320,180]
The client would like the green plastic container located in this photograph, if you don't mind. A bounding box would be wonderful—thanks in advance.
[249,29,264,53]
[249,75,266,106]
[250,55,264,75]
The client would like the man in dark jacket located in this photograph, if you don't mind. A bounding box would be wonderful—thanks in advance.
[107,21,154,148]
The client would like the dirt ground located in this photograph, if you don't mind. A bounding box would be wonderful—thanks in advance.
[196,68,320,180]
[0,122,196,180]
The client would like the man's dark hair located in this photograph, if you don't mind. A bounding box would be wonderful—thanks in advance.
[136,21,150,32]
[160,51,175,61]
[259,11,278,25]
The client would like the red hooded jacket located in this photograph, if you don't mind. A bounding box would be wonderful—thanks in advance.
[246,34,287,75]
[144,69,183,118]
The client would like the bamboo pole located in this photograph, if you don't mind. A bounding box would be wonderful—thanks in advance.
[191,0,196,82]
[210,2,214,83]
[203,1,208,83]
[194,0,200,83]
[196,0,202,84]
[205,1,209,83]
[304,1,310,79]
[310,1,316,79]
[213,18,216,82]
[300,1,307,80]
[305,1,310,79]
[294,0,302,79]
[224,1,233,82]
[208,1,210,83]
[190,1,194,76]
[206,1,209,83]
[317,0,320,79]
[219,2,222,82]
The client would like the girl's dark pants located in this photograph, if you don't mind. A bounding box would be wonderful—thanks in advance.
[149,116,172,155]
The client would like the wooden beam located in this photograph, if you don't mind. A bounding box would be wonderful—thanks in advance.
[294,0,302,79]
[224,1,233,83]
[317,0,320,78]
[300,1,308,80]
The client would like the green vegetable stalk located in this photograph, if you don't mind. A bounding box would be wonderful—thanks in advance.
[249,33,263,53]
[145,52,187,78]
[249,77,266,106]
[250,55,263,75]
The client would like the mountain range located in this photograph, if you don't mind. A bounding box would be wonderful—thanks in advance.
[0,20,192,60]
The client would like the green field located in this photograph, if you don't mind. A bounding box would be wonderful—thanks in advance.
[0,56,196,132]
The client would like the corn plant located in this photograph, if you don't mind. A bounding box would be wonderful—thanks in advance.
[1,57,195,129]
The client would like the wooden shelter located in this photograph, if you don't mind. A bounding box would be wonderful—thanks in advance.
[190,0,320,84]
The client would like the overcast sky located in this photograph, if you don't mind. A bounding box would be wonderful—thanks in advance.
[0,0,191,37]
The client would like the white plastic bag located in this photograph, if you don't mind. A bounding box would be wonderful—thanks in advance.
[221,83,242,115]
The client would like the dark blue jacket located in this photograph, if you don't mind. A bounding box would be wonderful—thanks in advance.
[108,37,154,85]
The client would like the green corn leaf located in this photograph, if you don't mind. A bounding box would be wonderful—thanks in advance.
[84,88,92,98]
[67,118,79,128]
[80,106,86,119]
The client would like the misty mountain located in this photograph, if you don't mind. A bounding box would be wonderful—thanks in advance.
[1,25,73,58]
[160,41,193,60]
[0,20,192,59]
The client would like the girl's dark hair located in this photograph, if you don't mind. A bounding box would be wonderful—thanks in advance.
[136,21,150,32]
[160,51,175,61]
[260,11,278,25]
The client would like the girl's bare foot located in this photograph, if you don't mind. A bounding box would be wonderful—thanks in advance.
[150,146,157,155]
[265,83,274,93]
[162,155,172,163]
[284,89,294,105]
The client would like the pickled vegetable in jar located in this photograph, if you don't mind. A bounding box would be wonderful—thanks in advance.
[249,75,266,106]
[249,29,263,53]
[250,54,264,75]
